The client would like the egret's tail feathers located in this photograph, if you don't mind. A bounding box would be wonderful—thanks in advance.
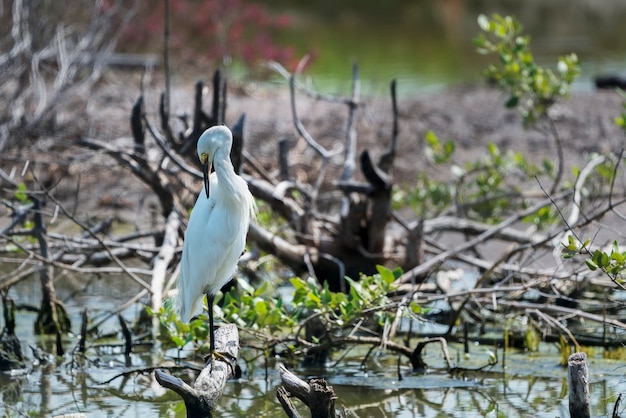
[176,292,203,323]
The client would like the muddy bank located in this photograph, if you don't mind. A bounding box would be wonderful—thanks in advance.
[5,73,625,226]
[230,84,624,186]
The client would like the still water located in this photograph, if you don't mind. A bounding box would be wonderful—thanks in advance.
[2,273,626,417]
[266,0,626,96]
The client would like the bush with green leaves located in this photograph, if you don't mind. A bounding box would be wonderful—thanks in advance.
[153,265,420,358]
[474,13,580,124]
[222,265,422,340]
[563,238,626,288]
[148,302,212,354]
[395,13,584,226]
[560,90,626,287]
[394,130,556,225]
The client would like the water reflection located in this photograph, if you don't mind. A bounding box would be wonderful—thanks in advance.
[3,311,625,418]
[2,270,626,415]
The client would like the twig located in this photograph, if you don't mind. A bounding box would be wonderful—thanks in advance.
[267,60,356,105]
[32,175,153,293]
[289,76,334,152]
[144,116,203,178]
[398,193,570,284]
[339,62,360,182]
[608,149,626,220]
[547,116,564,195]
[117,313,132,356]
[493,300,626,329]
[533,308,580,350]
[537,173,626,292]
[163,0,171,127]
[78,309,88,354]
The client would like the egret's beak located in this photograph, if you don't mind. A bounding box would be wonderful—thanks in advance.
[201,154,211,198]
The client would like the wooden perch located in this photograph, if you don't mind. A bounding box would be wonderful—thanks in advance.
[568,352,590,418]
[277,363,337,418]
[155,324,239,417]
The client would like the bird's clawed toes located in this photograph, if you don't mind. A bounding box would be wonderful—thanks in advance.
[204,349,238,375]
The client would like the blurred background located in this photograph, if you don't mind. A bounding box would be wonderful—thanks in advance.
[116,0,626,95]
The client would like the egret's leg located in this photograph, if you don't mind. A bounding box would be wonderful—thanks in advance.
[207,292,216,354]
[204,292,236,372]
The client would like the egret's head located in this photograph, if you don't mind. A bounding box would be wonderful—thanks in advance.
[197,125,233,198]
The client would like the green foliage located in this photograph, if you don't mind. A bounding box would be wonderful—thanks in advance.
[562,237,626,283]
[14,183,31,204]
[393,173,453,218]
[474,14,580,124]
[585,241,626,279]
[289,265,407,329]
[425,130,455,164]
[522,206,557,228]
[561,235,590,260]
[396,131,555,225]
[14,183,34,231]
[221,278,298,332]
[148,303,211,353]
[152,266,416,359]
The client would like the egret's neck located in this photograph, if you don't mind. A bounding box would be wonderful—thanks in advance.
[213,148,239,196]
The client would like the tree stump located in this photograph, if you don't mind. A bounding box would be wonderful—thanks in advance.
[277,363,337,418]
[568,352,590,418]
[155,324,239,417]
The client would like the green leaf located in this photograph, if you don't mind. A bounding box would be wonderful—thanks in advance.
[238,277,255,294]
[477,14,491,32]
[376,265,395,285]
[320,287,333,305]
[171,336,185,347]
[409,301,422,314]
[392,266,404,280]
[585,259,598,271]
[255,300,268,314]
[254,280,269,297]
[290,277,306,290]
[425,130,440,148]
[15,183,29,203]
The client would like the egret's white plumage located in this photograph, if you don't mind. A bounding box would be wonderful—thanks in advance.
[178,126,255,339]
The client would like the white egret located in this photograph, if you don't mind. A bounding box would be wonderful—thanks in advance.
[178,125,256,360]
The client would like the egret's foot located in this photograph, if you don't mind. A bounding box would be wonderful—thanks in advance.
[204,350,237,374]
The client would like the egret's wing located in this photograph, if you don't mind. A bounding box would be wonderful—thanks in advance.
[178,179,219,322]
